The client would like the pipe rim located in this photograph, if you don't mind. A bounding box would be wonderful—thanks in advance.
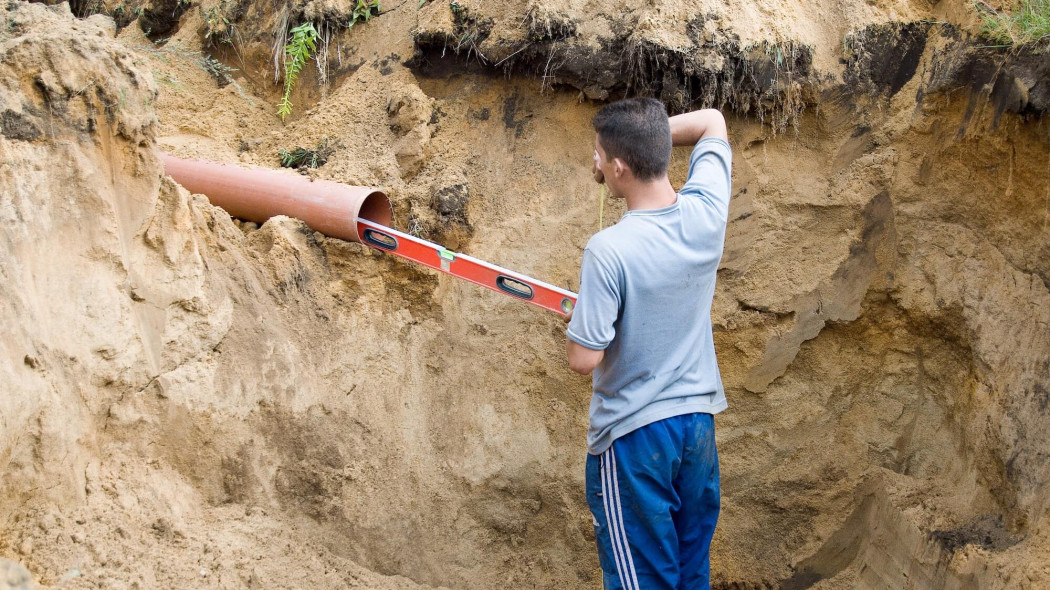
[357,190,392,229]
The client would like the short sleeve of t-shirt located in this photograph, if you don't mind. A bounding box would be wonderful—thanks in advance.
[566,247,621,351]
[679,137,732,219]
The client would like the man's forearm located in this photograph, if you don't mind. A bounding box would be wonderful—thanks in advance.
[669,109,728,146]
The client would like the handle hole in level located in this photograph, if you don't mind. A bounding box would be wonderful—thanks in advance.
[363,228,398,251]
[496,276,534,300]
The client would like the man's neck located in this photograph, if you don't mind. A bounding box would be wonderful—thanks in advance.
[622,176,678,211]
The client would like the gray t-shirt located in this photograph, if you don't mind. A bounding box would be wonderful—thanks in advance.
[567,137,732,455]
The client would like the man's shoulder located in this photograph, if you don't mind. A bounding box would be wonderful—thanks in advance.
[691,137,732,156]
[686,138,732,175]
[584,227,634,278]
[585,223,635,258]
[585,225,617,251]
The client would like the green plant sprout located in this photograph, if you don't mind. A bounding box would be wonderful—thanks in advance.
[278,137,339,169]
[349,0,381,28]
[200,55,237,86]
[975,0,1050,46]
[277,22,319,122]
[202,1,233,46]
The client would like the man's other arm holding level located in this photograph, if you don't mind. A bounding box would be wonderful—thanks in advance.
[669,109,728,146]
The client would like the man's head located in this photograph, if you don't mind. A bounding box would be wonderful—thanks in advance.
[592,98,671,190]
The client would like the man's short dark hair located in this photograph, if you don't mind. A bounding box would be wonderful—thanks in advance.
[592,98,671,181]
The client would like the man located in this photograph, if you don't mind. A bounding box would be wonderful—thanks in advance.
[565,98,731,590]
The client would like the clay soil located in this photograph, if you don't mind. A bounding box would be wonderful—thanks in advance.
[2,0,1050,588]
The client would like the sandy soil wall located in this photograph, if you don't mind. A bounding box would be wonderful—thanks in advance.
[2,0,1049,589]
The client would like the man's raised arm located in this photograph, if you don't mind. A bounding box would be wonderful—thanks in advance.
[669,109,728,146]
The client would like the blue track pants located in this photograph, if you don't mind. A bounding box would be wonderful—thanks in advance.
[586,412,720,590]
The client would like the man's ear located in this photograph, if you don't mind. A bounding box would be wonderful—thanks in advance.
[613,158,628,179]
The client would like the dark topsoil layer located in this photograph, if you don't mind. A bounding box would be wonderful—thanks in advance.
[411,10,1049,124]
[64,0,1049,125]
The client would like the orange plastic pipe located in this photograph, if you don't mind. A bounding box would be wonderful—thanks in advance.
[159,153,392,242]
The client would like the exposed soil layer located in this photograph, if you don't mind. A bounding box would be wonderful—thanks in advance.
[2,1,1050,589]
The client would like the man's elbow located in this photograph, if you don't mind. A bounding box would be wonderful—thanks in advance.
[567,342,603,375]
[699,109,728,141]
[569,358,597,375]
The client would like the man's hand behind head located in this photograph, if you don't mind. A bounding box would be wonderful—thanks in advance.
[592,149,605,184]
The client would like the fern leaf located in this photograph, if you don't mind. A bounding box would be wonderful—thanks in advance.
[277,22,319,121]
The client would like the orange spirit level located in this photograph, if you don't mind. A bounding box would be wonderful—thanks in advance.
[356,219,577,316]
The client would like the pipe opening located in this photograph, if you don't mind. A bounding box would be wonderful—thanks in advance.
[358,190,392,227]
